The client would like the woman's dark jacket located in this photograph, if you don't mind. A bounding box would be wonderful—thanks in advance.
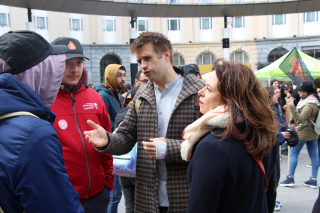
[187,130,277,213]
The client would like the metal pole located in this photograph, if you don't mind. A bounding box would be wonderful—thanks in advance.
[26,8,35,31]
[222,16,230,61]
[130,16,138,86]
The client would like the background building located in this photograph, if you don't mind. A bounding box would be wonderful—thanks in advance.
[1,0,320,85]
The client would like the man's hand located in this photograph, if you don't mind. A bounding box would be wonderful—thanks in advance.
[142,137,166,158]
[289,98,295,108]
[282,132,291,139]
[84,120,109,148]
[142,141,156,158]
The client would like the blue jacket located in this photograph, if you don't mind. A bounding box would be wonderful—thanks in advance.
[0,73,84,213]
[273,106,289,146]
[95,85,124,130]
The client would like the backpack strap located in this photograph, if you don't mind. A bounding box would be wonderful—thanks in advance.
[0,111,39,121]
[233,131,268,192]
[245,143,268,192]
[0,112,38,213]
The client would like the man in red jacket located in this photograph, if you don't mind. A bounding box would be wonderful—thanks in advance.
[50,37,114,213]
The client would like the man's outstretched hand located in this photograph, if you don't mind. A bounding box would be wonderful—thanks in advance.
[84,120,109,148]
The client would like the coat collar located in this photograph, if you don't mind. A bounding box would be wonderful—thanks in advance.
[137,73,205,111]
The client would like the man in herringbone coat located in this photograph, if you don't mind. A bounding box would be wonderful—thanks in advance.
[85,32,205,213]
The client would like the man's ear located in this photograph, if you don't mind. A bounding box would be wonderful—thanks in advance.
[164,50,170,62]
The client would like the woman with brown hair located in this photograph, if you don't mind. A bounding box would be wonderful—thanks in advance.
[181,59,278,213]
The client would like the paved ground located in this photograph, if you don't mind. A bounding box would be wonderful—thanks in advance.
[117,145,319,213]
[276,145,319,212]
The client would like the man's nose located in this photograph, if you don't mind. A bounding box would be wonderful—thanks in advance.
[140,61,147,70]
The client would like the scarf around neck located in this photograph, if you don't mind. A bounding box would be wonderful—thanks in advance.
[296,94,320,110]
[180,105,230,161]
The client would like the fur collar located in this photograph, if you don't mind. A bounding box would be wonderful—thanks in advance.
[296,94,320,110]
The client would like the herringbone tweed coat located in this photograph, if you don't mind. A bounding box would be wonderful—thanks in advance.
[99,72,205,212]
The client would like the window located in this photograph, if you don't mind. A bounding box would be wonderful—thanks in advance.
[173,54,185,66]
[200,18,212,30]
[168,19,180,31]
[268,48,289,62]
[167,0,178,2]
[100,54,121,83]
[199,0,210,3]
[34,16,48,30]
[233,16,245,28]
[104,19,116,31]
[137,18,148,32]
[302,48,320,60]
[197,53,215,65]
[272,14,286,25]
[0,13,9,27]
[230,51,249,63]
[70,18,83,31]
[304,12,318,23]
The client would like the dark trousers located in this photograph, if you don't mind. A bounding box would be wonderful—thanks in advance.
[159,206,168,213]
[81,187,110,213]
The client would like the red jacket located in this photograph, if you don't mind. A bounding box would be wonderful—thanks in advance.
[51,84,113,199]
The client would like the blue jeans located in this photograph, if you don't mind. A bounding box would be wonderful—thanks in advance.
[288,139,319,179]
[107,175,122,213]
[81,187,110,213]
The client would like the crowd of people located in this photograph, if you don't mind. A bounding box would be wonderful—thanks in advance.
[1,30,320,213]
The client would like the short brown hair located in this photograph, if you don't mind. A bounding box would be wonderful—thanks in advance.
[313,78,320,89]
[130,32,173,64]
[213,59,277,159]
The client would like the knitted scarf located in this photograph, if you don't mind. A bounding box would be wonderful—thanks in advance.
[181,105,230,161]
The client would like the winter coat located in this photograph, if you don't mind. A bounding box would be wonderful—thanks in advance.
[98,73,205,213]
[273,105,289,146]
[291,94,320,141]
[0,73,84,213]
[187,130,277,213]
[50,68,113,200]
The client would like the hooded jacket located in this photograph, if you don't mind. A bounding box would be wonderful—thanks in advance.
[0,73,84,213]
[50,68,114,200]
[95,64,125,130]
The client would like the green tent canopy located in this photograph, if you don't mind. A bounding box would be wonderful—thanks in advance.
[254,49,320,82]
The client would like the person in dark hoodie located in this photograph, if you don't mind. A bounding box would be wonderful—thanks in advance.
[0,31,84,212]
[95,64,126,213]
[50,37,114,213]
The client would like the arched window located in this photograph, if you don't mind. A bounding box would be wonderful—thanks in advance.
[230,51,249,63]
[173,54,185,66]
[100,54,121,84]
[268,48,289,62]
[197,53,215,65]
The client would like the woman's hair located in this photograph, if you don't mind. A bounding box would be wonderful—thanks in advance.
[270,79,279,88]
[213,59,277,159]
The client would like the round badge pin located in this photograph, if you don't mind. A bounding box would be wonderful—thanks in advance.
[58,119,68,130]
